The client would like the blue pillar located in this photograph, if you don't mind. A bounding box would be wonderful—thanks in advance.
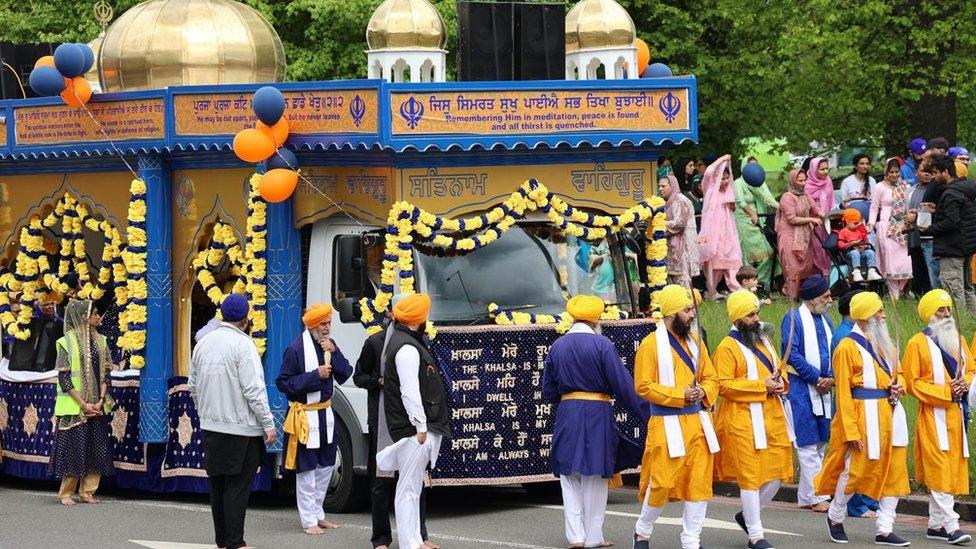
[262,193,303,452]
[138,154,173,443]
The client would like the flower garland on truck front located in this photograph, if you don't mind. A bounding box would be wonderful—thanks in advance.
[359,179,667,334]
[119,179,148,368]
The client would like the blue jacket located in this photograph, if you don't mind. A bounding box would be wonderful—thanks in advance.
[780,309,833,446]
[901,158,918,186]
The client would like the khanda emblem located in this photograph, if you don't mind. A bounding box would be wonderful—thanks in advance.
[399,96,425,130]
[659,92,682,124]
[349,94,366,127]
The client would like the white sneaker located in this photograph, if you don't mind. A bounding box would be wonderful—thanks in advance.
[867,268,883,281]
[852,269,864,282]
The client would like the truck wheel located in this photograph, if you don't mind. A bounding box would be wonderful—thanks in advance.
[522,480,562,502]
[325,415,369,513]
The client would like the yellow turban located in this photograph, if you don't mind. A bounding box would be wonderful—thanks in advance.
[302,303,333,328]
[393,293,432,325]
[850,292,883,321]
[567,295,604,323]
[656,285,693,317]
[727,289,760,323]
[692,289,704,306]
[918,289,953,323]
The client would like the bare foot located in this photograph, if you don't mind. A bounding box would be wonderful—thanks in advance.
[60,497,76,507]
[304,526,325,535]
[375,546,389,549]
[423,542,440,549]
[599,542,614,548]
[569,545,584,549]
[79,496,101,504]
[860,510,878,518]
[318,519,339,529]
[810,501,830,513]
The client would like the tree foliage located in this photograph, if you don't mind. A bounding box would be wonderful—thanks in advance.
[0,0,972,158]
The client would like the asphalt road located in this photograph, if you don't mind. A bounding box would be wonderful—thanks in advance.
[0,479,966,549]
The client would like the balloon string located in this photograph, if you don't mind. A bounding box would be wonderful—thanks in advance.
[77,95,140,181]
[269,148,366,230]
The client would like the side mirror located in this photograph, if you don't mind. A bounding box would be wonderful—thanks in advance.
[337,297,363,324]
[335,234,365,297]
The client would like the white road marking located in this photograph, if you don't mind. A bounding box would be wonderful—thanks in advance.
[530,504,803,537]
[129,542,213,549]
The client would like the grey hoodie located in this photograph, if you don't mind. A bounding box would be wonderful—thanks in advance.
[188,323,274,437]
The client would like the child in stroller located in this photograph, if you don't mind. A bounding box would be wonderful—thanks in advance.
[836,208,882,282]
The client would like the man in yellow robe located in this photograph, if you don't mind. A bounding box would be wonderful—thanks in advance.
[632,285,720,549]
[903,289,973,545]
[814,292,911,546]
[713,290,794,549]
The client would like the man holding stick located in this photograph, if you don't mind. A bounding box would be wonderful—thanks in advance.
[903,290,973,544]
[814,292,910,546]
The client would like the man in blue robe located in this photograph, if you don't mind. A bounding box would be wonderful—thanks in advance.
[276,303,353,535]
[542,295,648,549]
[780,275,834,513]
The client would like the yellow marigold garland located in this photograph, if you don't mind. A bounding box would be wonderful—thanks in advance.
[244,173,268,355]
[119,179,148,368]
[360,179,667,334]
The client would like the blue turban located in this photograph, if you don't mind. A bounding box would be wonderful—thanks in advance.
[800,275,830,301]
[220,293,250,322]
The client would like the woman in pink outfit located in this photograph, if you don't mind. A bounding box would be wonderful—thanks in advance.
[868,158,913,299]
[805,157,834,276]
[698,154,741,299]
[776,169,826,299]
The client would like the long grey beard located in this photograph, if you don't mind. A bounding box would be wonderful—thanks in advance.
[737,322,764,348]
[866,317,898,366]
[929,317,960,359]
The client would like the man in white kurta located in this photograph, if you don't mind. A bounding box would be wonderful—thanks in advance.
[376,294,451,549]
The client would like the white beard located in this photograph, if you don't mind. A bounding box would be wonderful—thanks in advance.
[865,317,897,366]
[928,317,960,359]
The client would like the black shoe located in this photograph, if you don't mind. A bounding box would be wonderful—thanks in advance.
[748,539,774,549]
[827,517,848,544]
[930,529,952,541]
[875,532,911,546]
[633,532,649,549]
[948,530,973,545]
[734,511,747,535]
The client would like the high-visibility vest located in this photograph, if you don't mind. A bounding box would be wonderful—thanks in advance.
[53,332,109,417]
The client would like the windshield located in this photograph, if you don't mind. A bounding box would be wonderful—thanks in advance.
[415,226,637,324]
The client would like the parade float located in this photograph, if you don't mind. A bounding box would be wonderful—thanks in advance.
[0,0,696,510]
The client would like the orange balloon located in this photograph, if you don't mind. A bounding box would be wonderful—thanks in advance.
[34,55,56,70]
[233,128,276,163]
[259,169,299,203]
[635,38,651,75]
[256,118,289,148]
[60,77,92,107]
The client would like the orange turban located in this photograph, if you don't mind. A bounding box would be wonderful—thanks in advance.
[842,208,862,224]
[302,303,333,328]
[393,293,432,325]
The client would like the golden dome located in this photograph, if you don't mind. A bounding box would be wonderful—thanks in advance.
[84,34,104,92]
[566,0,636,53]
[98,0,286,93]
[367,0,446,51]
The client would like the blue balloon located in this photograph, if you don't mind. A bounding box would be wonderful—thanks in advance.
[742,163,766,187]
[253,86,285,126]
[77,43,95,74]
[29,66,67,96]
[54,43,86,78]
[266,148,298,171]
[642,62,673,78]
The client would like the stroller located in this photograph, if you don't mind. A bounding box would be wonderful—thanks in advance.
[818,208,886,295]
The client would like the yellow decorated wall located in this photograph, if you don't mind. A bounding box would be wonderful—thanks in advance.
[171,168,252,375]
[0,172,133,263]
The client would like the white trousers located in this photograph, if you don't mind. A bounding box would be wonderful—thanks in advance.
[930,491,960,533]
[559,474,608,547]
[796,443,830,506]
[395,438,432,549]
[826,450,899,535]
[296,465,334,529]
[741,480,782,540]
[635,489,708,549]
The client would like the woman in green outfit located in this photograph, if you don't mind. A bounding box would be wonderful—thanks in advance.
[733,157,781,288]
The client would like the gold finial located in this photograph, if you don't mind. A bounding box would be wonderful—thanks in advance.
[94,1,114,31]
